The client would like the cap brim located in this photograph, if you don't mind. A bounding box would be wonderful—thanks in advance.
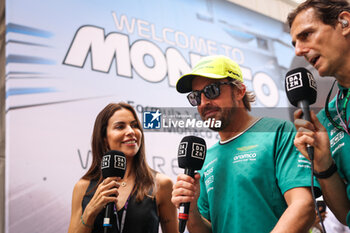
[176,72,227,93]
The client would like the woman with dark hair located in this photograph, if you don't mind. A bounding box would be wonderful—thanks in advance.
[68,102,178,233]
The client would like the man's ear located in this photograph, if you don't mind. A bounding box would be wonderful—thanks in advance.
[338,11,350,36]
[234,83,246,101]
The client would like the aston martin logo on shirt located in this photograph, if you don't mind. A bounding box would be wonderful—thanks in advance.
[236,145,258,151]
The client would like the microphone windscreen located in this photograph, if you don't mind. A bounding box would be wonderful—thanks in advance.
[285,67,317,107]
[101,150,126,179]
[178,136,206,170]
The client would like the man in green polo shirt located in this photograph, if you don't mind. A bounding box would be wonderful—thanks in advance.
[171,55,319,232]
[288,0,350,228]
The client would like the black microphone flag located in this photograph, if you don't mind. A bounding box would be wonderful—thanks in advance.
[101,150,126,179]
[285,67,317,159]
[177,136,206,233]
[285,67,317,107]
[101,150,126,233]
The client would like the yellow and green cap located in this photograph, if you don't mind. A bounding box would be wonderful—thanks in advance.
[176,55,243,93]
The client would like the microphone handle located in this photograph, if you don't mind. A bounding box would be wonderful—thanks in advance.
[299,100,314,160]
[103,202,114,233]
[185,168,195,177]
[179,168,195,233]
[179,202,190,233]
[299,99,311,122]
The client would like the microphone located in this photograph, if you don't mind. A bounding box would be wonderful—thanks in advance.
[285,67,317,160]
[177,136,207,233]
[101,150,126,233]
[285,67,328,233]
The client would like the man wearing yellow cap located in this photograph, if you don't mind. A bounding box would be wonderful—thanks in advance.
[171,55,319,233]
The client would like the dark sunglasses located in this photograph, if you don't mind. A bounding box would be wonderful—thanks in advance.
[187,81,233,106]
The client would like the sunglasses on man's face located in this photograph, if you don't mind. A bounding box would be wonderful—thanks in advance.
[186,81,233,106]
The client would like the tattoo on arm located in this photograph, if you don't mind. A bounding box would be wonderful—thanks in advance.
[160,217,171,224]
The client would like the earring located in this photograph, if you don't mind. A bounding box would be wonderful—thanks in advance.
[340,19,349,28]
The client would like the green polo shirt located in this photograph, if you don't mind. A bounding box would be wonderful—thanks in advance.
[317,84,350,228]
[197,117,320,233]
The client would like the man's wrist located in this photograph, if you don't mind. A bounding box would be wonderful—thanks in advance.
[189,204,200,216]
[314,153,333,172]
[313,159,337,179]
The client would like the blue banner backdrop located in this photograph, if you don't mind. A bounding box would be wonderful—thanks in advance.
[5,0,295,232]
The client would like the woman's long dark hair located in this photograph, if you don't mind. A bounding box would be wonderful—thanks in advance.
[82,102,155,201]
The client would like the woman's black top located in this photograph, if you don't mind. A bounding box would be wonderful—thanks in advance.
[82,179,159,233]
